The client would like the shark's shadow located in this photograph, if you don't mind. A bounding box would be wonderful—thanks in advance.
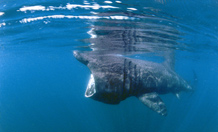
[74,11,192,116]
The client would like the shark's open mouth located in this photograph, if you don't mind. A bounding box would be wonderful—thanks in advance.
[85,74,96,97]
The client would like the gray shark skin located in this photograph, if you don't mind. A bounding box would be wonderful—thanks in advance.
[74,51,192,116]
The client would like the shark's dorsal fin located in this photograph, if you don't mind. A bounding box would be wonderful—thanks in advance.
[137,92,167,116]
[163,51,175,70]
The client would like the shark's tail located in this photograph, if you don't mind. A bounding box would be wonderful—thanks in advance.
[191,70,198,93]
[186,70,198,93]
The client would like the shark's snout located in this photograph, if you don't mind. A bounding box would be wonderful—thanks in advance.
[73,50,78,57]
[73,51,89,65]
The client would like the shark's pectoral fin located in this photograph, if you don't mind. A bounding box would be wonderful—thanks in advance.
[137,92,167,116]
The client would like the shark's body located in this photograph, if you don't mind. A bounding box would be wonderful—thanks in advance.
[74,51,192,116]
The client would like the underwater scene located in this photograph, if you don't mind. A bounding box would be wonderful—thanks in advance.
[0,0,218,132]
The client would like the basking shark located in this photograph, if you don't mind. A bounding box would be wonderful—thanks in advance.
[74,51,192,116]
[74,11,192,116]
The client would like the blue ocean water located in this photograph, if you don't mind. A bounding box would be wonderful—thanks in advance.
[0,0,218,132]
